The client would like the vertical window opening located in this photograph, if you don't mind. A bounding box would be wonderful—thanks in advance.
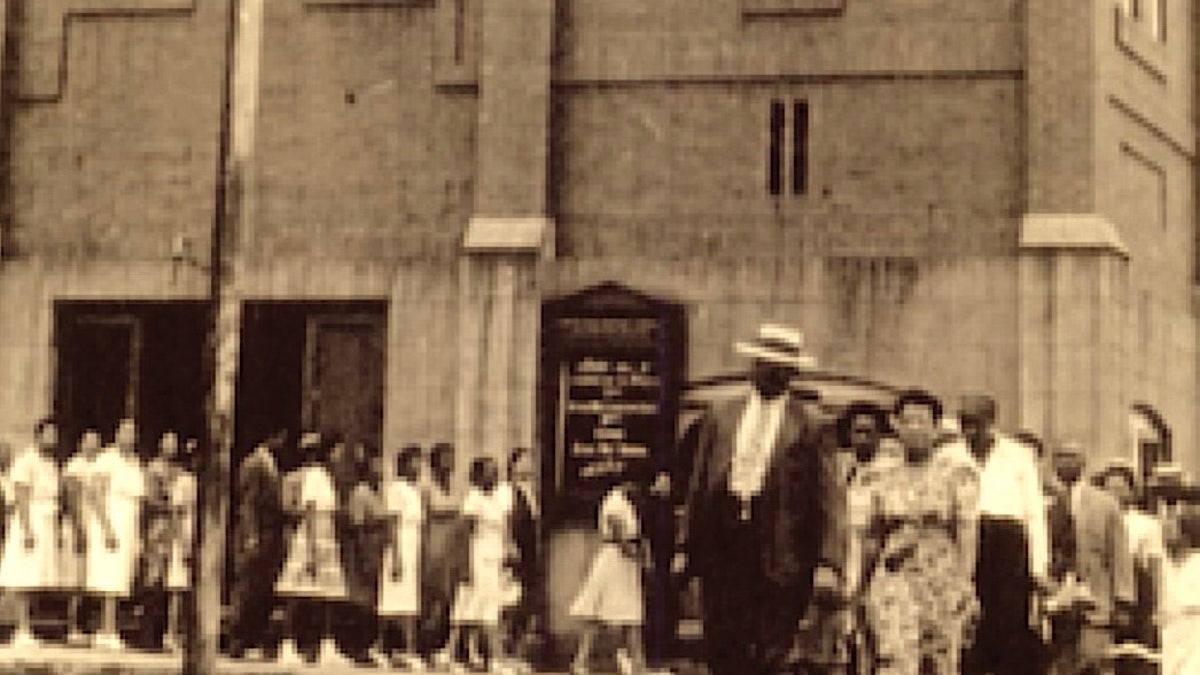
[792,100,809,195]
[768,100,785,196]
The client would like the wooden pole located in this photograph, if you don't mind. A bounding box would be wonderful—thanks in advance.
[188,0,262,671]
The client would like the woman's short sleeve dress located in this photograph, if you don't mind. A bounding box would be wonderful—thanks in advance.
[275,465,347,600]
[378,479,424,616]
[85,449,145,596]
[0,447,59,590]
[569,488,644,626]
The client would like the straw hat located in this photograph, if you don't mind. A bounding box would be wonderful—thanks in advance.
[734,323,817,370]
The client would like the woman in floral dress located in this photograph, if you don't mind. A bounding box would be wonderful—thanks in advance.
[142,431,196,652]
[849,390,980,675]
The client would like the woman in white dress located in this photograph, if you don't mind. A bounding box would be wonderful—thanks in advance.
[1160,502,1200,675]
[438,456,513,673]
[378,445,425,669]
[86,418,146,651]
[0,419,61,648]
[276,433,349,666]
[61,429,102,646]
[569,481,646,675]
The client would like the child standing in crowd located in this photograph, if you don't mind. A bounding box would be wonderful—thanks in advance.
[569,479,647,675]
[88,418,147,651]
[438,456,513,673]
[0,418,61,648]
[62,428,102,646]
[379,444,426,670]
[276,433,350,666]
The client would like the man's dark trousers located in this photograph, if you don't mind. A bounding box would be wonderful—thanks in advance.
[700,494,810,675]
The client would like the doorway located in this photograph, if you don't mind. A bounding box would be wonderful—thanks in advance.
[235,300,386,472]
[54,301,208,458]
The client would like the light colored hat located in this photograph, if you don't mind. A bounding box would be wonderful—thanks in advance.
[734,323,817,370]
[1150,463,1185,484]
[299,431,322,449]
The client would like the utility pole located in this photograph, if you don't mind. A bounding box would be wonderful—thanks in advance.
[188,0,262,671]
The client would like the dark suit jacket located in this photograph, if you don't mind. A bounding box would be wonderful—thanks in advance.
[1073,483,1135,625]
[683,393,825,589]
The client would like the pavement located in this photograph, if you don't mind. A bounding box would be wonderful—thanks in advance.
[0,646,546,675]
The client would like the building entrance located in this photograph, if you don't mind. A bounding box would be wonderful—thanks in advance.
[54,301,208,457]
[235,300,386,472]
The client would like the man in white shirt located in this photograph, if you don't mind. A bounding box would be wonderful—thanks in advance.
[954,395,1050,675]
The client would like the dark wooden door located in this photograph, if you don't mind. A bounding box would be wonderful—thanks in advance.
[60,314,141,448]
[301,314,385,451]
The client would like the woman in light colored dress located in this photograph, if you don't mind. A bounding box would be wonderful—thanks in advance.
[61,429,102,645]
[1160,502,1200,675]
[379,444,425,668]
[439,456,513,673]
[569,480,646,675]
[86,418,146,651]
[0,419,61,648]
[275,433,349,666]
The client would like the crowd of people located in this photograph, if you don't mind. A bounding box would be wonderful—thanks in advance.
[0,322,1197,675]
[679,323,1200,675]
[0,417,545,673]
[0,418,192,652]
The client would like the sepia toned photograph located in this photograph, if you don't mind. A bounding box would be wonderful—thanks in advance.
[0,0,1193,674]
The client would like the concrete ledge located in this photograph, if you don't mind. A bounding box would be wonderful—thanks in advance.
[741,0,846,17]
[462,217,554,256]
[1019,213,1129,257]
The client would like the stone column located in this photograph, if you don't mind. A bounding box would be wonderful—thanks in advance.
[1019,214,1129,461]
[456,0,554,463]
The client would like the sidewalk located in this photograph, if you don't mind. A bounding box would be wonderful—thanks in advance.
[0,646,558,675]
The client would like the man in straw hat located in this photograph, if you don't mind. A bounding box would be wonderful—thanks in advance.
[679,323,825,675]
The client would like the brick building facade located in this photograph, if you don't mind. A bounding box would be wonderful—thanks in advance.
[0,0,1193,628]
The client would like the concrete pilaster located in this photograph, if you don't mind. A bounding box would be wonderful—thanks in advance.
[1019,214,1130,462]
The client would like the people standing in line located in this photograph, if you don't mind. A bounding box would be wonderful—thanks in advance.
[166,435,197,652]
[1158,498,1200,675]
[0,418,61,648]
[848,390,980,675]
[569,479,648,675]
[1044,441,1135,675]
[142,431,196,652]
[61,428,101,646]
[275,432,350,666]
[438,456,514,674]
[421,442,468,657]
[803,401,896,675]
[952,396,1051,675]
[679,324,825,675]
[340,444,385,666]
[378,444,426,670]
[502,446,540,672]
[1097,460,1163,675]
[228,435,284,660]
[87,418,147,651]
